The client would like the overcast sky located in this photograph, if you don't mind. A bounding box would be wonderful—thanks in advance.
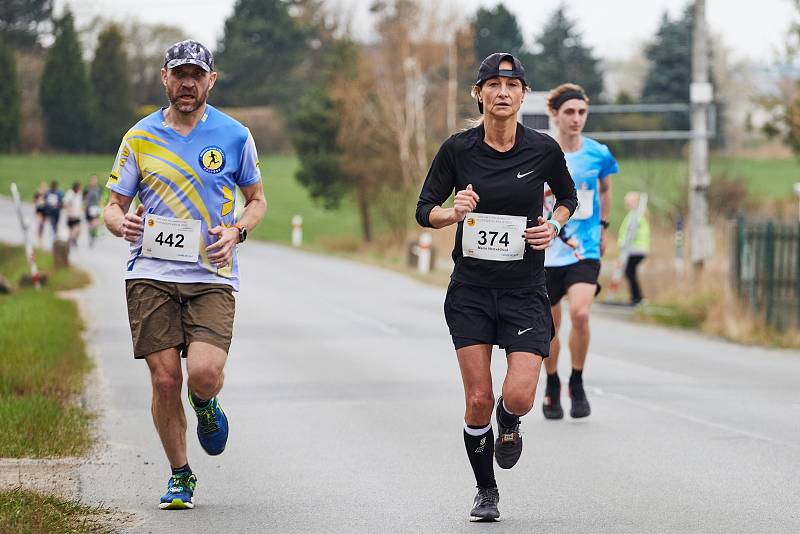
[58,0,795,63]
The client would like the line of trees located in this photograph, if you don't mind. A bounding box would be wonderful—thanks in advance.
[39,12,134,152]
[2,0,773,244]
[0,3,185,152]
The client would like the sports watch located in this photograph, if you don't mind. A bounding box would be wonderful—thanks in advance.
[235,224,247,243]
[600,219,610,229]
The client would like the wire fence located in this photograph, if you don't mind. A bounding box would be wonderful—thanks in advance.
[732,218,800,331]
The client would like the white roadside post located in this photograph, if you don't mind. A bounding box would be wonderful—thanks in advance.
[417,232,432,274]
[794,183,800,222]
[10,183,41,289]
[291,215,303,247]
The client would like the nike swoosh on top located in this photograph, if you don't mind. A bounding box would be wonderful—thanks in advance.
[517,171,534,178]
[517,327,533,335]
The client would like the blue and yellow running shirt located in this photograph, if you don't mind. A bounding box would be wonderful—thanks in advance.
[543,136,618,267]
[106,105,261,291]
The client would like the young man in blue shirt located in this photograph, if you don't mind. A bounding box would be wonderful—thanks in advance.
[542,83,617,420]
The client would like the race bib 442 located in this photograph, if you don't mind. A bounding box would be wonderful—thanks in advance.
[462,213,526,261]
[142,214,201,262]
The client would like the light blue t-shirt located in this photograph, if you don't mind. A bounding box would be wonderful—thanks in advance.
[107,105,262,291]
[543,136,618,267]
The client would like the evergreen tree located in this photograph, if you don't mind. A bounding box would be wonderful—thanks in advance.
[530,6,603,100]
[90,24,135,152]
[292,89,350,208]
[640,6,693,131]
[40,10,92,150]
[215,0,308,107]
[473,4,527,64]
[0,39,20,150]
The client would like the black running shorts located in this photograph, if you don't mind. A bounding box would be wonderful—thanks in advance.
[444,280,554,357]
[545,259,601,306]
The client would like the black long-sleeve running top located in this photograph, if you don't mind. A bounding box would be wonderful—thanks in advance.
[416,123,578,288]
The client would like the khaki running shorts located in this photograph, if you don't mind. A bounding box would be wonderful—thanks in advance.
[125,279,235,358]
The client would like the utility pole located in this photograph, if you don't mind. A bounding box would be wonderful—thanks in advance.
[689,0,713,271]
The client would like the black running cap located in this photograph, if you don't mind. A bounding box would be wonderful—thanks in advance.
[475,52,527,113]
[164,40,214,72]
[475,52,527,87]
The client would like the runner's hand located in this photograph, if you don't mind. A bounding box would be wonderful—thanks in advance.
[121,204,145,243]
[207,226,239,268]
[453,184,480,222]
[524,216,557,250]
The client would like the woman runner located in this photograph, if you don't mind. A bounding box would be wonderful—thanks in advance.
[415,52,577,522]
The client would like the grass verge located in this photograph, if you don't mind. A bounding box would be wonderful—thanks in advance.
[599,227,800,348]
[0,487,114,534]
[0,244,93,458]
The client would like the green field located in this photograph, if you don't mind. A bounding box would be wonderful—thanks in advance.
[0,245,93,458]
[0,153,361,246]
[611,157,800,223]
[1,153,798,244]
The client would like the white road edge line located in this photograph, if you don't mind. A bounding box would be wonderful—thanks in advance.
[589,387,800,451]
[329,305,400,336]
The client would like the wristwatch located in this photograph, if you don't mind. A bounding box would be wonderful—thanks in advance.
[600,219,610,229]
[235,224,247,243]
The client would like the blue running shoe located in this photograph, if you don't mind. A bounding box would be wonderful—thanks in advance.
[189,393,229,456]
[159,472,197,510]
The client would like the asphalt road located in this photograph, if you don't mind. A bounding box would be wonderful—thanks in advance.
[1,197,798,533]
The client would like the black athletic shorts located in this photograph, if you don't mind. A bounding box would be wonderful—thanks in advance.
[444,280,554,357]
[67,217,81,228]
[545,259,601,306]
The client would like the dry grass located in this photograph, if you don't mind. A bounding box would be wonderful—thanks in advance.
[605,224,800,348]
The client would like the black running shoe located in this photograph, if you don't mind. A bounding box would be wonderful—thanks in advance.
[494,397,522,469]
[569,381,591,418]
[469,486,500,522]
[543,383,564,420]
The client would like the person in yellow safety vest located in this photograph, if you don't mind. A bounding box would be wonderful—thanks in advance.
[618,191,650,305]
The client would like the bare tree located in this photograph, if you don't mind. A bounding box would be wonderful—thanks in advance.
[331,0,471,239]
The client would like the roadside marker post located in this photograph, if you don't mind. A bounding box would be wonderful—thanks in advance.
[793,183,800,222]
[417,232,432,274]
[10,183,41,289]
[292,215,303,247]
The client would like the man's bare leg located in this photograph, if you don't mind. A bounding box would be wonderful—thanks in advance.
[542,303,564,419]
[565,282,596,417]
[185,341,230,456]
[144,348,187,468]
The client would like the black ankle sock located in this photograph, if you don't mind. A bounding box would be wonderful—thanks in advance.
[496,400,519,428]
[569,368,583,386]
[463,425,496,489]
[191,393,211,408]
[546,372,560,390]
[171,463,191,476]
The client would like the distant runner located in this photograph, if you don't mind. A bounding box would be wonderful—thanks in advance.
[33,181,47,244]
[541,83,617,420]
[63,181,83,246]
[84,174,102,246]
[44,180,63,239]
[103,40,266,510]
[416,53,577,522]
